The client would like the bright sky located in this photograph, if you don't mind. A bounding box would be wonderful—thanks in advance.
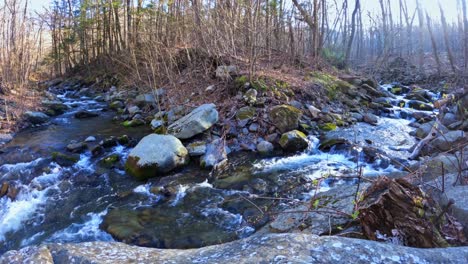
[361,0,460,23]
[28,0,461,23]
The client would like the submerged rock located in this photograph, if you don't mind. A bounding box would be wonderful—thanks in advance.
[269,105,302,133]
[167,104,219,139]
[74,110,99,119]
[125,134,189,180]
[66,142,87,153]
[3,233,467,263]
[279,130,308,152]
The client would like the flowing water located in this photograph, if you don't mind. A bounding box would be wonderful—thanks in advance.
[0,83,433,253]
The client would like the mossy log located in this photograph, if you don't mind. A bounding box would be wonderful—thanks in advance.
[358,176,450,248]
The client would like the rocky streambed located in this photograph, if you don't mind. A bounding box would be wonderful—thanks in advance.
[0,76,467,262]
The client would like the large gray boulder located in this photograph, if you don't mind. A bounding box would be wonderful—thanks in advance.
[125,134,189,180]
[2,234,467,264]
[431,130,465,152]
[167,104,219,139]
[24,111,49,125]
[416,121,449,139]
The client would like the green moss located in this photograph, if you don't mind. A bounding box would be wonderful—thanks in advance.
[122,119,145,127]
[234,75,249,89]
[117,135,130,145]
[390,87,403,94]
[154,126,167,134]
[319,122,337,131]
[51,152,79,167]
[251,78,268,91]
[100,154,120,168]
[236,106,256,120]
[310,71,353,100]
[125,156,156,181]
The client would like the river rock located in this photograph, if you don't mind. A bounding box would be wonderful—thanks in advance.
[166,105,186,124]
[150,119,165,134]
[412,111,433,123]
[405,88,432,102]
[269,105,302,133]
[431,130,466,152]
[66,142,87,153]
[24,111,49,125]
[125,134,189,180]
[74,110,99,119]
[426,173,468,237]
[85,136,96,142]
[167,104,219,139]
[243,89,257,105]
[236,106,256,127]
[279,130,308,152]
[411,153,461,182]
[363,113,378,125]
[135,93,156,107]
[2,234,467,264]
[122,119,145,127]
[200,139,227,169]
[109,100,124,110]
[186,141,207,156]
[42,100,68,115]
[127,105,141,116]
[257,141,274,156]
[307,105,321,119]
[215,65,237,79]
[407,100,434,111]
[51,152,80,167]
[415,121,449,139]
[441,112,458,127]
[0,182,9,198]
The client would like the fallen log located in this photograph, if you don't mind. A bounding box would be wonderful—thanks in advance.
[409,121,444,160]
[358,176,450,248]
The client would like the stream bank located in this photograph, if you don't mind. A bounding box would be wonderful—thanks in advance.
[0,70,467,259]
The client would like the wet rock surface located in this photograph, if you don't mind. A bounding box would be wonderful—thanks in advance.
[1,234,467,264]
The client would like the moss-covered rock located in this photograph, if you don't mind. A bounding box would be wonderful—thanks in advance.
[319,122,337,131]
[122,119,145,127]
[269,105,302,133]
[310,72,354,100]
[407,100,434,111]
[236,106,256,125]
[279,130,308,152]
[51,152,80,167]
[99,154,121,168]
[110,100,124,110]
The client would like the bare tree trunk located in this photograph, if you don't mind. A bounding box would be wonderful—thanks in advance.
[439,4,457,73]
[426,12,441,75]
[462,0,468,71]
[345,0,360,66]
